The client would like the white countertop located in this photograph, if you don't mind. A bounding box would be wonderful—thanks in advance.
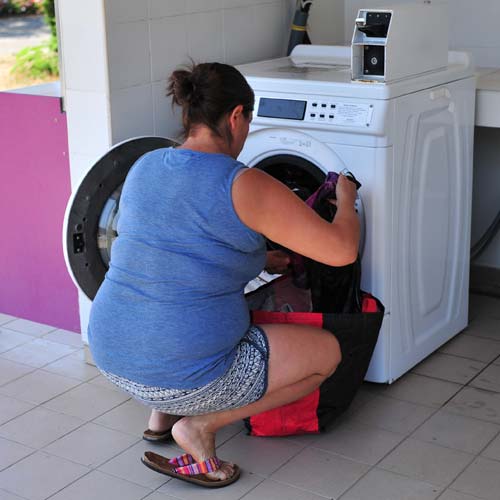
[6,81,61,98]
[476,68,500,127]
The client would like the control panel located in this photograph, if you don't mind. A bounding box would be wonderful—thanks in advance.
[256,96,374,128]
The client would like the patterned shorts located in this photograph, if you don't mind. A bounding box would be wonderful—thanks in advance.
[101,326,269,416]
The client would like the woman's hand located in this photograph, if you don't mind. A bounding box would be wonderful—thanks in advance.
[335,174,357,208]
[265,250,291,274]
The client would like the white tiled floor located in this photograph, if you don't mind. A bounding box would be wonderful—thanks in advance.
[0,294,499,499]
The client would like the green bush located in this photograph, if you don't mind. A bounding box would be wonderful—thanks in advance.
[0,0,43,17]
[42,0,56,38]
[12,40,58,77]
[12,0,59,78]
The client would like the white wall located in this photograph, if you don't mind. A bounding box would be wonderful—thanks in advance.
[342,0,500,67]
[59,0,293,183]
[307,0,345,45]
[104,0,293,144]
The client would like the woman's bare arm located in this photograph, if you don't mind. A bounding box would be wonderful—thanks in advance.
[232,169,359,267]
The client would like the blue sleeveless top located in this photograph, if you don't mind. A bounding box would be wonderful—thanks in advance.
[88,148,266,389]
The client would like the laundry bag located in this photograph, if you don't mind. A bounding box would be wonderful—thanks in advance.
[244,171,384,437]
[246,292,383,436]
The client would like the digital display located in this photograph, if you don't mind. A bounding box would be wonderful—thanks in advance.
[257,98,307,120]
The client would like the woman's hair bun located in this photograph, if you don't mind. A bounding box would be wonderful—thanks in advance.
[168,69,198,106]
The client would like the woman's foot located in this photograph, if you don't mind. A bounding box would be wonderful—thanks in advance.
[171,417,236,481]
[148,410,181,433]
[143,411,181,442]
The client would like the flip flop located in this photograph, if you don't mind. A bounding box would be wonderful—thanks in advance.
[142,428,173,442]
[141,451,241,488]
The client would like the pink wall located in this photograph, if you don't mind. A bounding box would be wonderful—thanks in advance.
[0,91,80,332]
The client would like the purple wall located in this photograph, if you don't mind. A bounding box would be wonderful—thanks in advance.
[0,91,80,332]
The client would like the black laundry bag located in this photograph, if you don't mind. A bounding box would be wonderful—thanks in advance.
[244,171,384,436]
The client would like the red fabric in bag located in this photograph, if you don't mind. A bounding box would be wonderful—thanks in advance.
[249,310,324,436]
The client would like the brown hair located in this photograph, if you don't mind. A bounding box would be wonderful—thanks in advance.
[167,62,254,143]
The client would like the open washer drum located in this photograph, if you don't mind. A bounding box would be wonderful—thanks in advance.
[64,136,365,301]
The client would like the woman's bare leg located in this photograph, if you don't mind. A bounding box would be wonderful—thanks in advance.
[171,323,341,480]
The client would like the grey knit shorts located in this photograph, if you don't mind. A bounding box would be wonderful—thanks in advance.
[100,325,269,416]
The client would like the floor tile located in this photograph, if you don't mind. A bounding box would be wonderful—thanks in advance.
[464,318,500,342]
[141,493,182,500]
[378,438,474,487]
[0,488,28,499]
[469,294,500,322]
[0,370,81,405]
[480,431,500,461]
[437,489,486,500]
[339,468,442,500]
[93,398,152,436]
[469,364,500,393]
[0,451,89,500]
[44,469,149,500]
[42,350,100,381]
[240,478,329,499]
[215,422,246,448]
[0,395,34,426]
[439,334,500,363]
[98,440,174,489]
[412,353,486,385]
[88,374,128,392]
[445,387,500,424]
[350,395,435,434]
[43,381,130,420]
[376,374,462,409]
[216,432,303,476]
[311,420,404,465]
[0,338,76,368]
[0,437,34,471]
[271,447,370,498]
[42,329,82,347]
[0,314,16,326]
[43,422,138,467]
[2,319,55,337]
[412,410,500,454]
[450,456,500,499]
[0,359,34,387]
[0,406,84,448]
[0,329,33,354]
[158,469,265,500]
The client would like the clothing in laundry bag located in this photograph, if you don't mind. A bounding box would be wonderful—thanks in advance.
[88,147,266,390]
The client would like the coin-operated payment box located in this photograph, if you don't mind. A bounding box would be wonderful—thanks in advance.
[351,2,448,83]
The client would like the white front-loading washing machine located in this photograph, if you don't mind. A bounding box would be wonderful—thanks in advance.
[236,44,476,383]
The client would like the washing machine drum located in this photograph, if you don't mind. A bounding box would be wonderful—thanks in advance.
[64,137,178,300]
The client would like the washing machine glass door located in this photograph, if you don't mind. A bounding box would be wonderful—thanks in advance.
[63,137,179,300]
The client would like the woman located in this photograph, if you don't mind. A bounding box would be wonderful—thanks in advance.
[88,62,359,487]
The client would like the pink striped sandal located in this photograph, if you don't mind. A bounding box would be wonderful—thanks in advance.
[141,451,241,488]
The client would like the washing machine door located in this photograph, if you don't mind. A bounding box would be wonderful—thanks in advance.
[63,136,179,301]
[239,128,366,253]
